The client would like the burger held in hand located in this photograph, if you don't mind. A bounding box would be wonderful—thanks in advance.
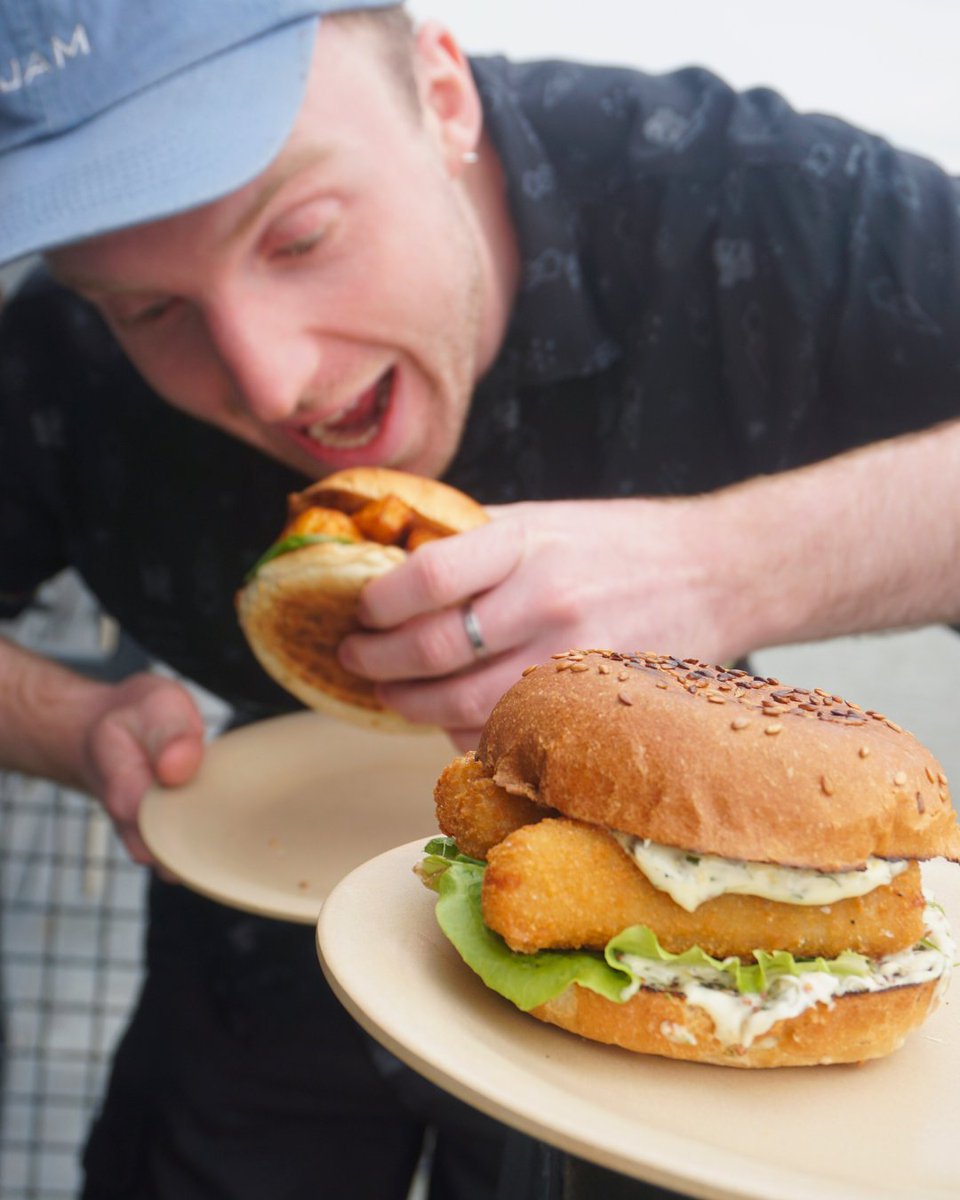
[236,467,487,731]
[419,649,960,1067]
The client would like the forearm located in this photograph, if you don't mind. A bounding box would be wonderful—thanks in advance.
[704,419,960,655]
[0,634,111,788]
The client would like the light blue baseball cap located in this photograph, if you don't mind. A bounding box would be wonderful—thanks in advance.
[0,0,396,264]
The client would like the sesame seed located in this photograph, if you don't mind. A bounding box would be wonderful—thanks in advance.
[655,681,669,690]
[938,771,949,785]
[917,793,926,815]
[730,717,750,730]
[618,692,634,706]
[598,664,611,675]
[820,775,835,796]
[885,720,903,733]
[618,672,629,682]
[893,771,908,787]
[925,766,937,784]
[521,665,537,677]
[570,664,590,672]
[707,695,726,704]
[765,723,783,736]
[858,746,870,759]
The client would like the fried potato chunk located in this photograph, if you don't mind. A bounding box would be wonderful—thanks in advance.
[435,753,554,860]
[482,818,926,960]
[283,506,361,541]
[353,494,416,545]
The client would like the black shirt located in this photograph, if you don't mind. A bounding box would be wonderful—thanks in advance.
[2,56,960,716]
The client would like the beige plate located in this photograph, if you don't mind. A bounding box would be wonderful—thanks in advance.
[318,840,960,1200]
[140,713,449,923]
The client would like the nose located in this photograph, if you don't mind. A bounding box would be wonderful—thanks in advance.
[203,286,318,422]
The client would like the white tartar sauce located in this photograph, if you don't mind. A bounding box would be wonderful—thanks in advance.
[615,901,954,1049]
[612,833,908,912]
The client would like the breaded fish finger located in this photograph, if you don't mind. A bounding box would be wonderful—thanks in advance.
[482,818,926,960]
[434,752,552,859]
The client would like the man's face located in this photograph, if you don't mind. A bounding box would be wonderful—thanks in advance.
[48,20,507,481]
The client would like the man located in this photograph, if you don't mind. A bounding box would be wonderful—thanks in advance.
[3,2,960,1197]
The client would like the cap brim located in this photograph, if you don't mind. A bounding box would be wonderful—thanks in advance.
[0,16,317,264]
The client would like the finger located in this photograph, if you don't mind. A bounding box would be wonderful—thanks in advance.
[357,519,524,629]
[342,598,495,681]
[376,655,529,733]
[152,731,205,788]
[118,822,158,868]
[447,727,483,752]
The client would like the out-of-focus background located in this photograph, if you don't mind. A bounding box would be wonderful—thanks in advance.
[2,2,959,1196]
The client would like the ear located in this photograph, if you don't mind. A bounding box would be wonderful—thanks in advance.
[413,22,483,177]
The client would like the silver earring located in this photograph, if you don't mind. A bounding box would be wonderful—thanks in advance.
[462,149,479,165]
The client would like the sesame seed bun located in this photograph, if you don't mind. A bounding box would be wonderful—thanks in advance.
[531,974,944,1068]
[236,468,487,732]
[477,650,960,870]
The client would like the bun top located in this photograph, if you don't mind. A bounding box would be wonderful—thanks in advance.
[292,467,489,537]
[477,649,960,870]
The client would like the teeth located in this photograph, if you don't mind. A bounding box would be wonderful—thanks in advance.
[307,423,381,450]
[307,374,390,450]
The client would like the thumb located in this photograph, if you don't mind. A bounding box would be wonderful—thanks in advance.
[146,722,205,788]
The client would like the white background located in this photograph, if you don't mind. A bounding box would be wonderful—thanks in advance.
[410,0,960,170]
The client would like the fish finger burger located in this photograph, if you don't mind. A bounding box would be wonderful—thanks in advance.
[419,649,960,1067]
[236,467,487,730]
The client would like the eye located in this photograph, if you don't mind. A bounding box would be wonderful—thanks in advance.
[274,229,326,260]
[111,297,181,329]
[264,197,341,262]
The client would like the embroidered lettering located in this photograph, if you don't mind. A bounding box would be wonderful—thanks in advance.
[51,25,91,68]
[0,24,90,94]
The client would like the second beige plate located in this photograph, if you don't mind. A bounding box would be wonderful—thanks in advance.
[318,840,960,1200]
[140,713,449,922]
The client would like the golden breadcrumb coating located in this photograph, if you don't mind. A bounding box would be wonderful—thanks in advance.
[481,817,926,960]
[434,753,554,860]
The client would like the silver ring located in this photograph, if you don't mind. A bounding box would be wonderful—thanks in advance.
[462,604,489,659]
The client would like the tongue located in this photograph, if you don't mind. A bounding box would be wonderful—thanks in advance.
[325,379,384,432]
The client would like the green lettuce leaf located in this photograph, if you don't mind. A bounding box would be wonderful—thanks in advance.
[418,836,487,891]
[244,533,356,581]
[433,856,629,1010]
[606,926,870,994]
[425,849,873,1012]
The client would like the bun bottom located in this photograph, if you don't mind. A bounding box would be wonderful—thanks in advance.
[237,541,428,733]
[530,979,943,1068]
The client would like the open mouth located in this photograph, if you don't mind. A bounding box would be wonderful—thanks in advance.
[305,369,394,451]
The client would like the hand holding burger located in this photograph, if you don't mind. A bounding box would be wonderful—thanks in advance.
[236,467,487,730]
[421,649,960,1067]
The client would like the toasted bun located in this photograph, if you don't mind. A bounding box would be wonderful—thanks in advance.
[291,466,488,537]
[477,650,960,869]
[237,469,487,731]
[531,976,944,1068]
